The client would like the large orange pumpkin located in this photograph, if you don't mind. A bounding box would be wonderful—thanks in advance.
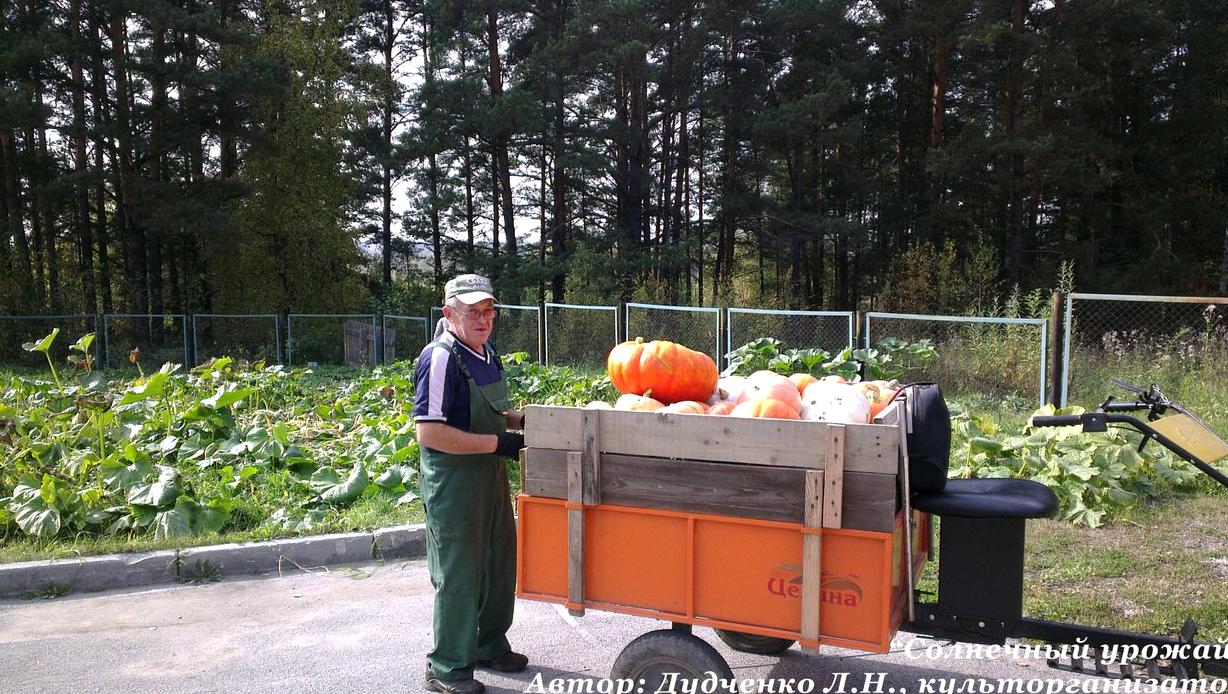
[607,338,718,404]
[731,399,800,420]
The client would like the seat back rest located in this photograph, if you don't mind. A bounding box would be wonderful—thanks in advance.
[904,382,951,493]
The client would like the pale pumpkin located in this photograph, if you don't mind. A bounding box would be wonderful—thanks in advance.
[731,399,801,420]
[660,400,709,415]
[737,370,802,413]
[789,373,818,394]
[707,401,737,416]
[614,393,665,412]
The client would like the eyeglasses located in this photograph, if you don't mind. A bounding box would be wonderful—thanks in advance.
[457,307,499,321]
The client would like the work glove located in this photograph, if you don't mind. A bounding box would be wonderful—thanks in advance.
[495,431,525,458]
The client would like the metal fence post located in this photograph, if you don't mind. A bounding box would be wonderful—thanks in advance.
[1048,291,1065,406]
[537,300,548,365]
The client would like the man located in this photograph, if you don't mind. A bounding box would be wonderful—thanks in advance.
[413,274,527,694]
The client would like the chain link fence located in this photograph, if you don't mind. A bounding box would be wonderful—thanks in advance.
[192,314,281,365]
[865,312,1047,406]
[543,303,618,369]
[382,315,430,364]
[0,315,101,369]
[287,314,378,366]
[103,314,190,370]
[625,302,722,366]
[726,308,854,356]
[492,305,540,360]
[1061,294,1228,424]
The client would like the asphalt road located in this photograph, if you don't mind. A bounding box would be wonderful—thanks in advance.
[0,558,1097,694]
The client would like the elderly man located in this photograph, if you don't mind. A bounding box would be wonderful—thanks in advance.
[413,274,527,694]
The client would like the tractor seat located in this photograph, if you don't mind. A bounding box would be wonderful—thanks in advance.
[911,478,1058,519]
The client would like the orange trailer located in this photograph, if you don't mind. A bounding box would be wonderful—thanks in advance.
[516,398,930,683]
[516,382,1228,683]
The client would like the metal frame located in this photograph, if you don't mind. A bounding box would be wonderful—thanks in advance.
[1060,292,1228,407]
[543,302,619,367]
[191,313,281,365]
[102,313,189,369]
[726,307,856,354]
[0,314,102,365]
[624,302,722,366]
[865,312,1048,407]
[285,314,377,366]
[381,314,430,364]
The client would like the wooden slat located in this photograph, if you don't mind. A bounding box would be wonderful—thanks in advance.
[823,425,845,529]
[581,409,601,505]
[523,448,897,532]
[525,405,897,474]
[800,470,823,655]
[566,451,585,616]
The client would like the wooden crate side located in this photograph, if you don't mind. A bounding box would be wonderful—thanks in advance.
[525,406,897,474]
[523,448,897,532]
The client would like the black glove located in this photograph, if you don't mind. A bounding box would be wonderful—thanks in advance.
[495,431,525,458]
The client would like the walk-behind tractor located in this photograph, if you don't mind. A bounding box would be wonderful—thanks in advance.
[515,381,1228,686]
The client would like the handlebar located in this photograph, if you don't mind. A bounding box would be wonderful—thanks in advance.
[1031,415,1083,427]
[1031,408,1228,490]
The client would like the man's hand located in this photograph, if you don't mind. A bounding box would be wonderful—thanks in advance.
[495,431,525,458]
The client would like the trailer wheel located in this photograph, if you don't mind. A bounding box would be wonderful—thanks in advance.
[714,629,796,655]
[610,630,733,689]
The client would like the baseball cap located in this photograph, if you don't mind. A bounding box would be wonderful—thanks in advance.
[444,274,498,305]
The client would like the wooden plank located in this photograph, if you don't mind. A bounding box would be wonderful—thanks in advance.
[581,410,601,505]
[524,405,897,474]
[566,451,585,616]
[823,425,845,529]
[800,470,823,655]
[523,448,897,532]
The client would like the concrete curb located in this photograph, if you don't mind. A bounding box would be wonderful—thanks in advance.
[0,523,427,599]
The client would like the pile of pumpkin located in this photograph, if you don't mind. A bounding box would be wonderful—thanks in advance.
[597,338,899,424]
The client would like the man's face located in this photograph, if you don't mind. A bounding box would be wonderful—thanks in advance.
[444,298,497,350]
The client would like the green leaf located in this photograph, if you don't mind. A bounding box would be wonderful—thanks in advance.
[372,464,415,490]
[70,333,95,354]
[153,498,196,539]
[116,370,170,406]
[102,458,152,491]
[21,329,59,354]
[202,385,255,410]
[127,466,182,507]
[307,463,369,505]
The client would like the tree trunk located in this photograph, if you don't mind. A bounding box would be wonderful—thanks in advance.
[89,8,114,314]
[422,14,443,287]
[1219,228,1228,295]
[486,11,517,260]
[111,9,148,322]
[380,0,395,288]
[1004,0,1026,285]
[24,126,47,310]
[149,21,168,323]
[69,0,96,313]
[1,130,34,307]
[218,0,238,178]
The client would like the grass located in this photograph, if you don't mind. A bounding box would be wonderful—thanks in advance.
[1024,492,1228,640]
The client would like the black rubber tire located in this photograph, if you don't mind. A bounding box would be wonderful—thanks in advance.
[714,629,796,655]
[610,630,733,690]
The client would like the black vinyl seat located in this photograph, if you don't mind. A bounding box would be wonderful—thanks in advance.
[911,478,1058,519]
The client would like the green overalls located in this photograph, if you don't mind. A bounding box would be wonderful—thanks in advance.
[419,340,517,682]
